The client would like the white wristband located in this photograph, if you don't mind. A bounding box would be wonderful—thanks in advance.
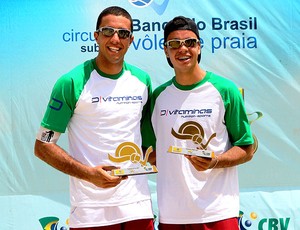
[211,156,219,169]
[36,126,61,143]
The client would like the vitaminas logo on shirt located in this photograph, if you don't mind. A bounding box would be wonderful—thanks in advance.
[91,95,143,104]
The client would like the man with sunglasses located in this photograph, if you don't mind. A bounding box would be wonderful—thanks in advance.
[34,6,154,230]
[143,16,254,229]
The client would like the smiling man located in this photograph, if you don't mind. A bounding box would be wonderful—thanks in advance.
[143,16,255,230]
[34,6,154,230]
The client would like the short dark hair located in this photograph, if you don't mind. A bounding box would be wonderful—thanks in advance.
[164,16,200,42]
[164,16,201,68]
[96,6,133,32]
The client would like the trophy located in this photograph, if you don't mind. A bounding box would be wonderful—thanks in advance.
[168,145,215,158]
[108,142,157,176]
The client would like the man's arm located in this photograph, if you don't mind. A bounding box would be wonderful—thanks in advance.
[34,140,126,188]
[147,149,156,166]
[186,144,254,171]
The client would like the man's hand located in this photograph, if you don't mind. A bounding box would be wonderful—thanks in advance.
[184,144,254,171]
[185,155,217,171]
[89,166,128,188]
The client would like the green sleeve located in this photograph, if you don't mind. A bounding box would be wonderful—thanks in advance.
[41,74,77,133]
[209,73,254,146]
[41,60,93,133]
[225,85,254,146]
[142,79,173,149]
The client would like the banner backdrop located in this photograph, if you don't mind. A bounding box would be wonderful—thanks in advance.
[1,0,299,229]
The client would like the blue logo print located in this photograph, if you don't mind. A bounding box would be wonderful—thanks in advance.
[128,0,169,15]
[129,0,154,8]
[239,211,257,229]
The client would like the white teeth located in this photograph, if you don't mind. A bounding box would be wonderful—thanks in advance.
[178,56,190,60]
[109,47,120,52]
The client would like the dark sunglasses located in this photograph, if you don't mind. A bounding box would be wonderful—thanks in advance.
[165,38,199,49]
[96,26,132,39]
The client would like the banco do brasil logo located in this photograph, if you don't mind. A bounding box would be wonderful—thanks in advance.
[128,0,169,15]
[129,0,154,8]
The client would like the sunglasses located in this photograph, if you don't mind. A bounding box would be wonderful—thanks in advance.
[96,26,132,39]
[165,38,199,49]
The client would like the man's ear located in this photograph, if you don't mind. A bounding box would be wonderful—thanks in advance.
[94,31,99,44]
[164,46,169,57]
[128,35,134,47]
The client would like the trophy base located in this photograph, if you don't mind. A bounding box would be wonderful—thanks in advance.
[168,146,215,158]
[111,165,158,176]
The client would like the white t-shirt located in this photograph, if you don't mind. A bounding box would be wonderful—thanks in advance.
[144,72,253,224]
[39,59,154,227]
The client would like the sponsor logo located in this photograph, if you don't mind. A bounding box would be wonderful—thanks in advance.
[49,98,63,111]
[239,210,291,230]
[128,0,169,15]
[91,95,143,104]
[160,108,212,118]
[38,216,68,230]
[41,130,54,142]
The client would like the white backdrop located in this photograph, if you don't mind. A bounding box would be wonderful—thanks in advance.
[1,0,299,229]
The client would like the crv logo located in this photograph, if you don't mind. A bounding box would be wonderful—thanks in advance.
[258,218,290,230]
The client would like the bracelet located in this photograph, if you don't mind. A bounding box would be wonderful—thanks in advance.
[211,156,219,169]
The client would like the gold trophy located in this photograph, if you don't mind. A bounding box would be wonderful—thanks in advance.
[108,142,157,176]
